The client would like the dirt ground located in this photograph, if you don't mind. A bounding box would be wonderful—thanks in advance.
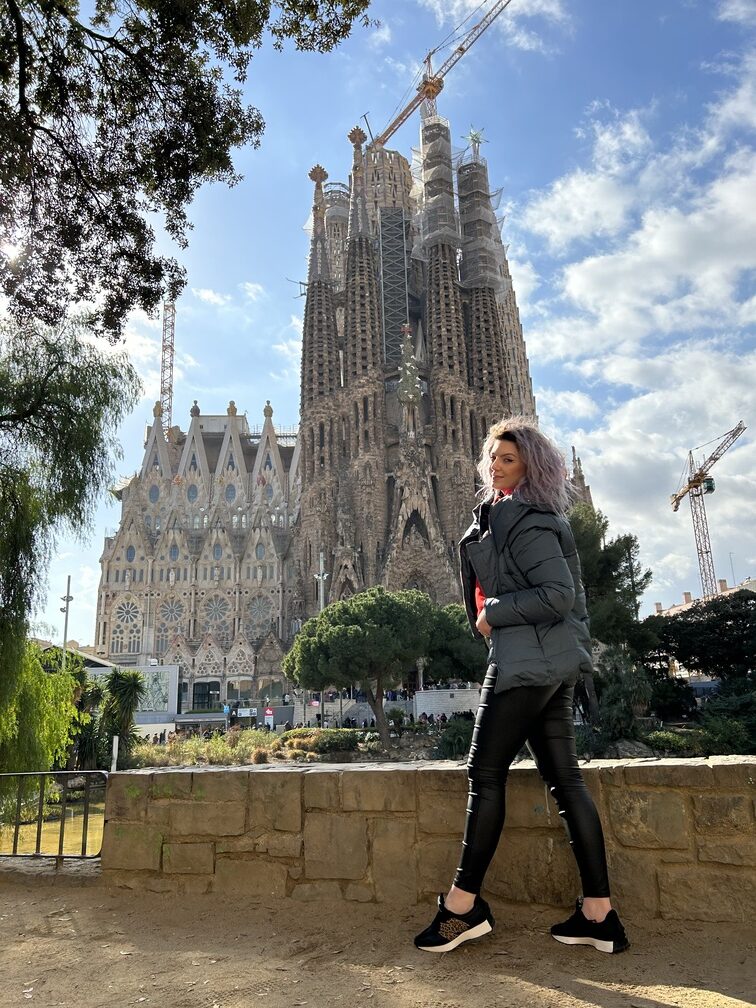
[0,866,753,1008]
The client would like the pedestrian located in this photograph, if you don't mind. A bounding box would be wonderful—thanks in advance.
[414,416,629,955]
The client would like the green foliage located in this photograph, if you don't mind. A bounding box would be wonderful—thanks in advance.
[1,0,372,337]
[649,676,698,722]
[696,716,751,756]
[594,648,653,743]
[0,643,77,773]
[384,706,406,727]
[698,691,756,750]
[0,317,140,710]
[283,586,436,744]
[425,604,486,685]
[280,728,360,754]
[568,503,653,652]
[436,717,474,760]
[647,591,756,690]
[644,730,698,755]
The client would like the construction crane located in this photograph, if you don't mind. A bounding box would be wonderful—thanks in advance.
[670,421,747,600]
[370,0,516,149]
[160,301,176,434]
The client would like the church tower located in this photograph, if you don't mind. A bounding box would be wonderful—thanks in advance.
[296,112,538,617]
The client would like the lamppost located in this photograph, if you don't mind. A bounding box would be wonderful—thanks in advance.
[305,551,330,727]
[59,575,73,674]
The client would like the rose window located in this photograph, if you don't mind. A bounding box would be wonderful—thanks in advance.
[204,595,230,622]
[115,601,140,625]
[246,594,274,638]
[160,599,184,623]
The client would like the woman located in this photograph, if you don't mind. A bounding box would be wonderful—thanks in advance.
[414,417,629,955]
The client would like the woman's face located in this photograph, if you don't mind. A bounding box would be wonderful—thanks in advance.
[489,437,527,490]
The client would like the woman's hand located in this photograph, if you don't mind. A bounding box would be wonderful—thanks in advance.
[476,609,492,637]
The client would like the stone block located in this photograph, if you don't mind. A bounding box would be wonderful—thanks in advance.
[607,789,690,848]
[505,777,561,830]
[342,768,416,812]
[605,846,659,917]
[344,881,375,902]
[416,765,468,794]
[709,756,756,789]
[417,789,466,836]
[101,870,176,892]
[692,794,752,833]
[304,770,341,810]
[303,813,367,879]
[488,831,577,905]
[372,819,417,904]
[213,856,288,897]
[191,769,249,803]
[150,771,192,799]
[105,773,151,822]
[254,832,303,858]
[178,876,213,895]
[416,837,462,893]
[101,822,162,872]
[170,801,246,837]
[698,837,756,866]
[658,865,755,922]
[250,769,302,833]
[623,760,714,788]
[162,842,215,875]
[291,881,343,901]
[145,802,172,829]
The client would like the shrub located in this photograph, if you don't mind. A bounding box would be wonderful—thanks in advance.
[696,715,751,756]
[205,734,233,765]
[280,728,360,754]
[698,691,756,753]
[251,748,268,764]
[437,718,474,759]
[574,723,609,758]
[644,730,697,756]
[384,706,405,727]
[649,677,697,721]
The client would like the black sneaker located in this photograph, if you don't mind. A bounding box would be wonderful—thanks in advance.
[414,894,494,953]
[551,899,629,954]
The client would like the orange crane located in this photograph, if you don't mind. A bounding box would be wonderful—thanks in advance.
[670,421,746,600]
[369,0,516,149]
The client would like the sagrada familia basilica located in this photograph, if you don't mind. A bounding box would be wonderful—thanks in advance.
[93,114,591,709]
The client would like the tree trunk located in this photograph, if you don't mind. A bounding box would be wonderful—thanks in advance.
[365,682,391,748]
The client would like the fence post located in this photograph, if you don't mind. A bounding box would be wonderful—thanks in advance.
[111,736,119,772]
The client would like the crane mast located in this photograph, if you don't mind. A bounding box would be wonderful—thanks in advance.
[670,421,746,600]
[370,0,516,148]
[160,301,176,435]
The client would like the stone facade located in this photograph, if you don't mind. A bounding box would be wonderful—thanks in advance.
[93,401,300,706]
[101,757,756,922]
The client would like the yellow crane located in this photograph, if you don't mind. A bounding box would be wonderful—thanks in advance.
[670,421,747,600]
[369,0,516,149]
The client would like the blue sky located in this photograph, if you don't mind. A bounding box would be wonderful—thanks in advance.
[39,0,756,645]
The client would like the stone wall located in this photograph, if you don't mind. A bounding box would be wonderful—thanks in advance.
[101,757,756,922]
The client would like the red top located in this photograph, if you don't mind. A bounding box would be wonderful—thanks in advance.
[474,490,512,617]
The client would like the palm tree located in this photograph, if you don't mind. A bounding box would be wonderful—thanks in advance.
[102,668,146,743]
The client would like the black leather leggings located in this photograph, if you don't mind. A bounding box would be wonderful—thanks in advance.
[453,666,610,898]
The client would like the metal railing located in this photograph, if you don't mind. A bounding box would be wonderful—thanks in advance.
[0,771,108,859]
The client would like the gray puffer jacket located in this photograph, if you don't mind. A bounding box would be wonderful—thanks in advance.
[459,494,594,693]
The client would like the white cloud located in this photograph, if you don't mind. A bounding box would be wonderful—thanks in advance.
[417,0,570,54]
[369,21,392,49]
[269,315,303,386]
[535,388,599,420]
[240,281,266,302]
[717,0,756,26]
[191,287,231,306]
[522,171,633,252]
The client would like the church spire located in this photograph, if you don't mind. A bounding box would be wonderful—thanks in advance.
[343,126,383,386]
[457,144,510,409]
[301,165,340,409]
[347,125,371,239]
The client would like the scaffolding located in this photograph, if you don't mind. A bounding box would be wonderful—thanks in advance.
[378,207,410,365]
